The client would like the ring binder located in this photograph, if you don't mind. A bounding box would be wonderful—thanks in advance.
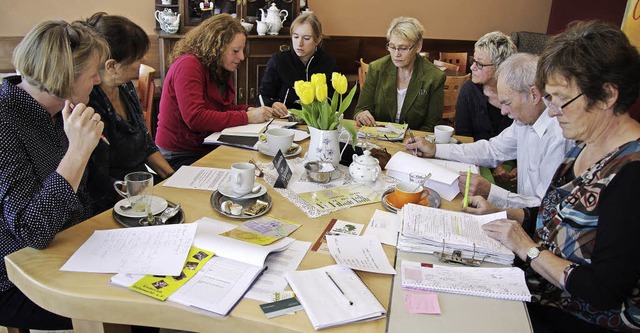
[433,239,487,267]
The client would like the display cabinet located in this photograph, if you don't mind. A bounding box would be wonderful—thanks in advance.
[154,0,181,31]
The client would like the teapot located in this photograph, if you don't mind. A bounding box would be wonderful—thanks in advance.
[349,150,381,183]
[155,8,180,34]
[258,3,288,35]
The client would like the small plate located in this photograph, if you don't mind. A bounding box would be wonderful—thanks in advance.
[217,183,267,199]
[210,191,272,219]
[114,196,168,218]
[258,143,302,157]
[113,201,184,227]
[381,187,441,213]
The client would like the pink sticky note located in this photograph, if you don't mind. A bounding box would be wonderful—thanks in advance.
[404,293,441,314]
[404,267,423,282]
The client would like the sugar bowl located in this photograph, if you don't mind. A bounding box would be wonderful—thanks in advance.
[349,150,381,183]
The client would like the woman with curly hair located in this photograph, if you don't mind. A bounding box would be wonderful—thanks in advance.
[155,14,287,169]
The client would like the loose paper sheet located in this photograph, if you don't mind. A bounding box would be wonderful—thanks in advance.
[326,235,396,274]
[363,209,401,246]
[163,166,229,191]
[61,223,197,275]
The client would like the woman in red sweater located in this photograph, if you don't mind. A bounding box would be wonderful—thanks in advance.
[155,14,286,169]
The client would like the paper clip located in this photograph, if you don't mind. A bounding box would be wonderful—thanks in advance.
[433,239,486,267]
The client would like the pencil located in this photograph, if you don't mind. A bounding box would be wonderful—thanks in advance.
[69,102,110,145]
[463,167,471,207]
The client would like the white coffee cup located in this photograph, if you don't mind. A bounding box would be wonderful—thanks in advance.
[434,125,454,144]
[260,128,294,154]
[230,162,256,195]
[161,0,172,4]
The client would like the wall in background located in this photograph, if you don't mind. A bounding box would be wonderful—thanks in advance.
[0,0,552,39]
[546,0,627,34]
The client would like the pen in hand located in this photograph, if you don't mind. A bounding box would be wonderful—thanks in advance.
[325,271,354,306]
[408,127,417,156]
[69,102,110,145]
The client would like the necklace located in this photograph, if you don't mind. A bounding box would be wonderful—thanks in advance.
[399,70,413,82]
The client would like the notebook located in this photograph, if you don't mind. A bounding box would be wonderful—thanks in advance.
[285,264,386,330]
[401,260,531,302]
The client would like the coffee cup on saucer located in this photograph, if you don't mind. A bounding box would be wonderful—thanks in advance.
[434,125,454,144]
[260,128,294,154]
[393,181,429,208]
[230,162,255,196]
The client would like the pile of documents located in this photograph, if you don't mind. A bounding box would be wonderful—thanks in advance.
[398,204,515,265]
[385,151,479,201]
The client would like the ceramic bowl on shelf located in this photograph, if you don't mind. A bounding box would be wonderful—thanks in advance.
[240,20,254,33]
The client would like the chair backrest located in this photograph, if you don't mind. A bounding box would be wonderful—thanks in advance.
[434,59,459,72]
[443,73,471,107]
[358,58,369,89]
[439,52,468,73]
[138,64,156,135]
[510,31,551,55]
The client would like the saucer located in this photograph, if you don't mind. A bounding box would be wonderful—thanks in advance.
[381,187,441,213]
[210,191,272,219]
[426,134,459,144]
[114,196,168,218]
[258,142,302,157]
[217,183,267,199]
[113,201,184,227]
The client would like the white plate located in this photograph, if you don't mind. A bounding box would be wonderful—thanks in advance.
[258,142,302,157]
[114,196,168,218]
[217,183,267,199]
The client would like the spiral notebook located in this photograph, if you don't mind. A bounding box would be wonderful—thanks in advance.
[401,260,531,302]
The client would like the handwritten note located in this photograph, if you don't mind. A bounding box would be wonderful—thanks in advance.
[163,166,229,191]
[404,293,441,314]
[61,224,197,275]
[326,235,396,274]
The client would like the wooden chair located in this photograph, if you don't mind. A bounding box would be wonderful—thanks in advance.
[6,327,29,333]
[137,64,157,136]
[442,73,471,126]
[357,58,369,89]
[439,52,468,73]
[434,59,459,72]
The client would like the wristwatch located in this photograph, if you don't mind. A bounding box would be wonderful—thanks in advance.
[526,245,546,264]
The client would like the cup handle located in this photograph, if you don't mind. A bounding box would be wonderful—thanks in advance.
[113,181,128,198]
[338,130,352,158]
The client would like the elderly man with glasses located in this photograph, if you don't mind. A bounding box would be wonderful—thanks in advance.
[354,16,445,132]
[406,53,572,208]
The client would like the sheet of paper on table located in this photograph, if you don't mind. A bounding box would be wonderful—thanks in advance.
[162,166,229,191]
[62,223,197,275]
[385,151,479,201]
[311,219,365,254]
[326,235,396,274]
[363,209,401,247]
[203,121,302,150]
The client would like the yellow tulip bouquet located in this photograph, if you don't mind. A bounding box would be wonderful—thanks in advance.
[289,72,358,145]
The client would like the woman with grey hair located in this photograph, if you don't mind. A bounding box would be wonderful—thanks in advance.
[354,16,445,131]
[456,31,518,185]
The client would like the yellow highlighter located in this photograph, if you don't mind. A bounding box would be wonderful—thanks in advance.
[463,167,471,207]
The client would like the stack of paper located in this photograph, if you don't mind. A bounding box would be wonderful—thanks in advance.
[357,122,407,141]
[111,218,295,316]
[385,151,479,201]
[398,204,515,265]
[203,121,298,150]
[285,265,386,330]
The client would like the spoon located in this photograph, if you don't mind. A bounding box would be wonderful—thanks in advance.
[233,185,261,199]
[119,201,132,210]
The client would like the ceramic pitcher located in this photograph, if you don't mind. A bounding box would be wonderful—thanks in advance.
[306,127,351,167]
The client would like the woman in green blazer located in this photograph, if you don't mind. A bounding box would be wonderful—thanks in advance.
[354,17,445,132]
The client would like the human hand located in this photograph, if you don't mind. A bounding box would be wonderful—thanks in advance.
[507,167,517,184]
[458,172,490,198]
[404,136,436,158]
[355,110,376,127]
[492,165,509,183]
[461,195,501,215]
[62,100,102,158]
[247,106,275,123]
[271,102,289,118]
[481,218,536,257]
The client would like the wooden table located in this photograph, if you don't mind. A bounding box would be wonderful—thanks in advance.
[5,130,531,333]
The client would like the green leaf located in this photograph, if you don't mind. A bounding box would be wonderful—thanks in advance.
[339,120,358,146]
[338,84,358,114]
[330,91,339,112]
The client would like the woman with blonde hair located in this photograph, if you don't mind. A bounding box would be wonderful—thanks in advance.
[258,12,337,114]
[155,14,287,169]
[0,20,108,329]
[354,16,445,131]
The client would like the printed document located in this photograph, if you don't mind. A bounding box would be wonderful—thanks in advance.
[326,235,396,274]
[163,166,229,191]
[363,209,400,246]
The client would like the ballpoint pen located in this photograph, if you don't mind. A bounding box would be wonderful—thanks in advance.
[283,88,289,105]
[463,167,471,207]
[325,271,354,306]
[408,127,417,156]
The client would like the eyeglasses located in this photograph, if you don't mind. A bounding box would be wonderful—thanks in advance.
[543,93,583,115]
[387,43,416,55]
[469,56,495,70]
